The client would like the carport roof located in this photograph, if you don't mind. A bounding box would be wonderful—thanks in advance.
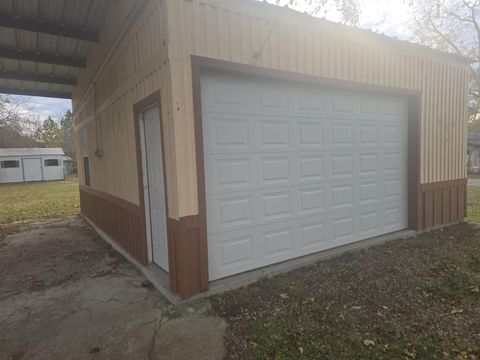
[0,0,112,99]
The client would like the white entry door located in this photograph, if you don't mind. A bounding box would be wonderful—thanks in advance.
[202,72,409,281]
[23,158,42,182]
[142,106,169,272]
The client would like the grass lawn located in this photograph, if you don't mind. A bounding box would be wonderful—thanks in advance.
[212,188,480,359]
[0,177,80,240]
[212,224,480,359]
[467,186,480,223]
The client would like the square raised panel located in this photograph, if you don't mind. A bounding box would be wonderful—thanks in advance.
[332,155,353,177]
[360,125,379,146]
[385,206,402,226]
[301,223,325,246]
[218,196,252,226]
[213,80,247,105]
[212,119,249,149]
[384,178,402,200]
[385,99,404,117]
[264,228,293,257]
[331,95,354,114]
[360,182,379,203]
[359,154,379,175]
[262,192,290,220]
[214,160,251,188]
[384,125,404,146]
[359,98,379,118]
[298,123,323,147]
[260,86,287,110]
[332,185,354,208]
[360,211,379,233]
[333,215,354,241]
[331,124,353,146]
[299,156,323,181]
[219,236,253,266]
[300,188,324,213]
[384,152,403,173]
[261,157,290,185]
[260,121,289,148]
[299,91,323,111]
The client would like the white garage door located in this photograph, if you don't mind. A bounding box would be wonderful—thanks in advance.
[201,72,408,281]
[23,158,43,182]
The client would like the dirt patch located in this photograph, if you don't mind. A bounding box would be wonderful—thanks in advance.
[211,223,480,359]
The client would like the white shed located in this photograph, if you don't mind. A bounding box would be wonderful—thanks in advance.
[0,148,65,184]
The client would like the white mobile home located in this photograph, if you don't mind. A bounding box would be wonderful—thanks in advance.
[0,148,65,184]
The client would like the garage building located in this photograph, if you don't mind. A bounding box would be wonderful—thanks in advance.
[0,148,65,184]
[74,0,469,299]
[0,0,469,299]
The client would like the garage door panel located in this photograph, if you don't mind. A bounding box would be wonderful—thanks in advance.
[261,190,292,221]
[208,200,407,279]
[201,77,251,114]
[296,89,324,115]
[206,156,252,191]
[327,93,356,118]
[298,155,324,181]
[202,73,409,281]
[359,124,380,146]
[359,97,380,120]
[330,154,354,178]
[299,187,326,215]
[204,115,251,153]
[258,85,289,115]
[298,121,324,148]
[260,156,292,185]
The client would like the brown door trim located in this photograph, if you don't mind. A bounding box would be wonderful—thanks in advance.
[133,91,175,286]
[190,56,422,289]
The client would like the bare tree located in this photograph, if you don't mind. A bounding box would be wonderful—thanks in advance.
[408,0,480,122]
[0,95,40,148]
[272,0,360,25]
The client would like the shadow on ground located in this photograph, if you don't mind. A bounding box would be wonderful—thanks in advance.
[0,216,225,360]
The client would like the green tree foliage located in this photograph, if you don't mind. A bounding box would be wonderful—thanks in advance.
[408,0,479,125]
[59,110,75,158]
[37,116,62,147]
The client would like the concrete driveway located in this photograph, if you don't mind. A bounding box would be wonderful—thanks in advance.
[0,217,225,360]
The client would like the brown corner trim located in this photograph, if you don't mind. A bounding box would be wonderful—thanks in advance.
[167,215,207,299]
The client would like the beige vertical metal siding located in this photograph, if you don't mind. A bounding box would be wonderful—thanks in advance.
[73,0,185,217]
[163,0,469,216]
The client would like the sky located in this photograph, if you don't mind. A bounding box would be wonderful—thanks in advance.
[264,0,412,39]
[8,95,72,122]
[3,0,412,122]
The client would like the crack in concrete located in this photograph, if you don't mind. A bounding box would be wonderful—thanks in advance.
[148,319,162,360]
